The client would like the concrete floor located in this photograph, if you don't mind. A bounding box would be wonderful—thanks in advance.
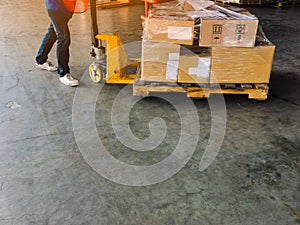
[0,0,299,224]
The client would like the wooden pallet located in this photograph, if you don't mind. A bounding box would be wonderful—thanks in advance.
[133,80,269,100]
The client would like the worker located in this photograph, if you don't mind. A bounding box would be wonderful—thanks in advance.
[35,0,79,87]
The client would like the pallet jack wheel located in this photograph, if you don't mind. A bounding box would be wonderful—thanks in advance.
[89,62,103,83]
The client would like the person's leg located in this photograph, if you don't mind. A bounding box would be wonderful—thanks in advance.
[46,10,78,86]
[35,23,57,65]
[47,10,72,77]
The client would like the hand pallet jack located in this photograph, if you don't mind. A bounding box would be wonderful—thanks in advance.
[88,0,170,84]
[88,0,143,84]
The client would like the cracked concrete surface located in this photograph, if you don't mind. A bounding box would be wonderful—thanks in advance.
[0,0,299,224]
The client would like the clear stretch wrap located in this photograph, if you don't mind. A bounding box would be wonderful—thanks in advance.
[141,1,274,84]
[143,0,259,47]
[141,41,181,82]
[210,26,275,84]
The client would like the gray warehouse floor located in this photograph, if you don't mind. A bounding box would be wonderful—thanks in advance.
[0,0,299,224]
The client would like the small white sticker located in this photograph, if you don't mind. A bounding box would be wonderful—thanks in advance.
[166,60,179,80]
[197,58,211,78]
[168,26,193,40]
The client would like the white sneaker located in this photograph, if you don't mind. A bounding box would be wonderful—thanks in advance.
[35,61,58,71]
[59,73,79,87]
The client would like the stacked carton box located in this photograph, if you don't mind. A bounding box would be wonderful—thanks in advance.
[142,42,180,82]
[178,46,211,83]
[140,0,275,84]
[210,38,275,84]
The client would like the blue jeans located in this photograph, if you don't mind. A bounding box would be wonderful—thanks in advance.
[36,10,73,77]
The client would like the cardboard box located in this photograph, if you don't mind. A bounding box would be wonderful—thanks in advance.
[178,55,211,83]
[142,41,180,62]
[141,42,180,82]
[142,61,179,82]
[210,42,275,84]
[145,17,195,45]
[178,46,211,83]
[199,18,258,47]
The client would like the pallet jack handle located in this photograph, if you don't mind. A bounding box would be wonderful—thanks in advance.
[90,0,99,48]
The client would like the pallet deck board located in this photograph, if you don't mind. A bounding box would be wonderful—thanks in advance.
[133,80,269,100]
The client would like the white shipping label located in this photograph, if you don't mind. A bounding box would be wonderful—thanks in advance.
[197,58,211,78]
[169,53,180,61]
[168,26,193,40]
[166,60,179,80]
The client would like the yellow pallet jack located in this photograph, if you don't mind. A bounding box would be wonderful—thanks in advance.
[89,0,139,84]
